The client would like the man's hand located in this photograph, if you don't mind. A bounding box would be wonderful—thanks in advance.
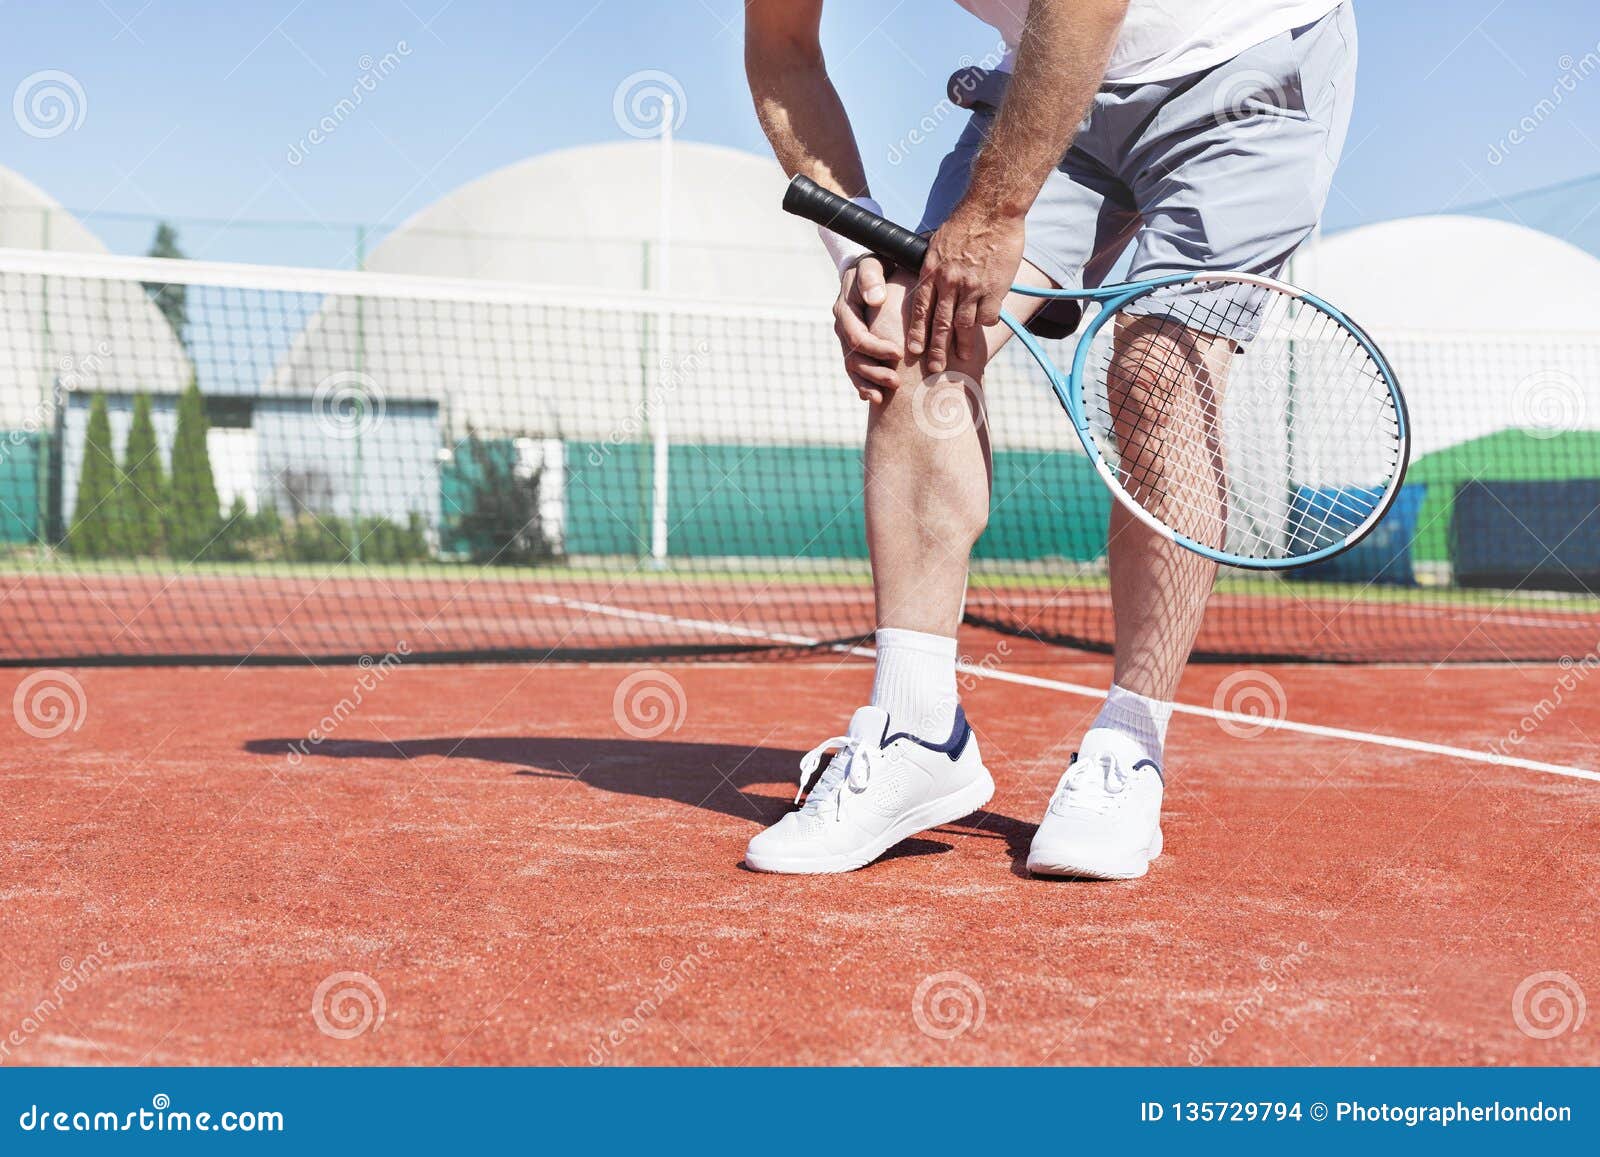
[906,207,1025,373]
[833,257,903,402]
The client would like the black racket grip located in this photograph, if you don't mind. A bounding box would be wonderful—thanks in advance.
[782,175,929,270]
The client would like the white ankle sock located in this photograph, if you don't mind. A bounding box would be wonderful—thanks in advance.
[1087,683,1174,767]
[870,628,959,739]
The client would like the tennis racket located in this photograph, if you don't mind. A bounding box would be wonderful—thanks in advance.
[783,175,1409,570]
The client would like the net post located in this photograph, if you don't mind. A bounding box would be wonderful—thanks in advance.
[351,223,368,564]
[646,92,675,567]
[36,205,54,550]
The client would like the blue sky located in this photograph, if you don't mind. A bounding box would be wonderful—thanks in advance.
[5,0,1599,266]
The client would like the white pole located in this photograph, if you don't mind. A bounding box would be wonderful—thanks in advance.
[648,92,673,565]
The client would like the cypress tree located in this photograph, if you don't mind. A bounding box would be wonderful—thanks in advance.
[117,393,167,555]
[168,377,220,560]
[67,394,121,557]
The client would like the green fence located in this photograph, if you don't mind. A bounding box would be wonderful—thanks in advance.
[1407,429,1600,563]
[561,442,1109,562]
[0,432,44,544]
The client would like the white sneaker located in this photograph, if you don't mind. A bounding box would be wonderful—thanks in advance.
[744,705,994,874]
[1027,732,1164,880]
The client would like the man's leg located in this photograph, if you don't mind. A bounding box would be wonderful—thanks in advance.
[1094,0,1358,749]
[743,262,1052,874]
[1106,321,1233,701]
[1026,319,1232,880]
[861,262,1051,740]
[1108,506,1215,699]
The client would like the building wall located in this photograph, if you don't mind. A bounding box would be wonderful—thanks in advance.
[59,392,441,529]
[253,397,440,524]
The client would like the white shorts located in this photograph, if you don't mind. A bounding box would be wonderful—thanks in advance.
[917,2,1357,339]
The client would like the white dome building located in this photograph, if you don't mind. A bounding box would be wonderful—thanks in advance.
[267,142,855,443]
[1291,216,1600,459]
[1293,215,1600,334]
[364,140,838,302]
[2,167,106,253]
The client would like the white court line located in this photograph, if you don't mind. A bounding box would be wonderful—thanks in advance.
[531,594,824,649]
[538,594,1600,784]
[956,662,1600,784]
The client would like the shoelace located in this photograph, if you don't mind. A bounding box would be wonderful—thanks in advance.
[795,735,883,821]
[1053,751,1131,815]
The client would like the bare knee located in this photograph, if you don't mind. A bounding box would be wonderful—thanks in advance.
[855,269,992,545]
[868,363,991,549]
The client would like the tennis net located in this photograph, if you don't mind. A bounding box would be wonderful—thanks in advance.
[1,247,1596,665]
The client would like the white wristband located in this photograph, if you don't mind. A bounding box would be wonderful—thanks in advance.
[817,196,884,275]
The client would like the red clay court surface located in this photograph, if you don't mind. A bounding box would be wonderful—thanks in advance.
[2,640,1596,1066]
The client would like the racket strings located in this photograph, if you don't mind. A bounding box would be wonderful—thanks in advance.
[1086,280,1403,562]
[1210,306,1394,556]
[1099,317,1229,549]
[1288,320,1401,547]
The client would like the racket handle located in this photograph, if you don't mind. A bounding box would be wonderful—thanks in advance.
[782,175,929,270]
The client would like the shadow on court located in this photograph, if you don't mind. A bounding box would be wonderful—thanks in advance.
[241,734,1035,868]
